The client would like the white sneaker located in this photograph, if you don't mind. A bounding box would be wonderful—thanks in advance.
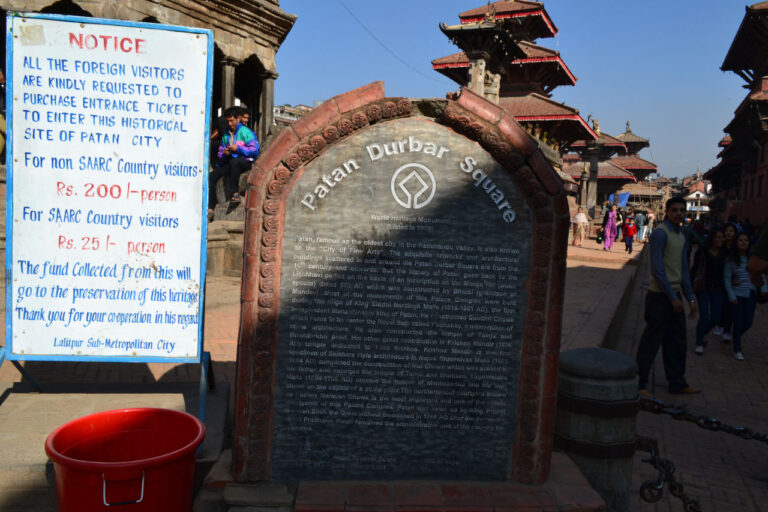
[723,332,732,341]
[695,346,704,355]
[713,326,723,336]
[735,352,745,361]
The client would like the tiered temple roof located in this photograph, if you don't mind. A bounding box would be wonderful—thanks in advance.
[566,120,657,183]
[570,132,627,153]
[459,0,558,38]
[434,0,594,156]
[439,19,525,70]
[498,94,594,147]
[432,42,577,95]
[562,154,635,181]
[609,121,657,181]
[566,129,647,199]
[615,121,650,155]
[721,2,768,85]
[608,154,657,176]
[434,0,660,206]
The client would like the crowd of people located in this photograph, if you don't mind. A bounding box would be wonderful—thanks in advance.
[630,197,767,398]
[570,198,767,396]
[570,204,655,255]
[685,215,765,361]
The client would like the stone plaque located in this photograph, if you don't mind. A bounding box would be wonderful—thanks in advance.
[234,85,570,485]
[271,119,531,481]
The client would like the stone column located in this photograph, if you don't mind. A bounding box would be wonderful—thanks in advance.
[467,58,486,96]
[579,165,589,210]
[556,348,639,512]
[220,57,240,110]
[258,71,277,147]
[483,71,501,104]
[587,155,599,219]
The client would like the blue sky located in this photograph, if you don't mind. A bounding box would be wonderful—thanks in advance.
[275,1,748,178]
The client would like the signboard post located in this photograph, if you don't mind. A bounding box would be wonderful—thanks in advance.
[5,13,213,366]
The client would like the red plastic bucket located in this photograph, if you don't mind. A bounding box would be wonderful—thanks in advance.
[45,408,205,512]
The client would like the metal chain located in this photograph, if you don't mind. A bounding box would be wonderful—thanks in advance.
[636,436,703,512]
[639,396,768,443]
[637,395,768,511]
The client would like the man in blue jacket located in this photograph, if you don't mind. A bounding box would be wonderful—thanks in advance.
[208,106,259,219]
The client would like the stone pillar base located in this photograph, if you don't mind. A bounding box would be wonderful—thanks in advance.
[206,221,244,277]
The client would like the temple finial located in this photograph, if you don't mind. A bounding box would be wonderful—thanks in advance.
[484,1,496,22]
[587,115,600,137]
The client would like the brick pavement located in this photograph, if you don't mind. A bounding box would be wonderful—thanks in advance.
[614,251,768,512]
[562,240,644,350]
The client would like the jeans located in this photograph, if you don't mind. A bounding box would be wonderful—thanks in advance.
[731,291,757,353]
[636,291,689,392]
[695,291,724,346]
[637,225,645,241]
[624,236,634,253]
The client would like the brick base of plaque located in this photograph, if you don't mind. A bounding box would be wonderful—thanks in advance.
[294,454,604,512]
[197,453,604,511]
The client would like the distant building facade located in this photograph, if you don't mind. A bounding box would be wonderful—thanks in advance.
[274,104,313,125]
[706,2,768,225]
[683,178,711,219]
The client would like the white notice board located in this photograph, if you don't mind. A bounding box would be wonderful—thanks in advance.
[5,13,213,363]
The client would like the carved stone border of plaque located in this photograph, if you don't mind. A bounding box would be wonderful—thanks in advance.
[233,82,569,485]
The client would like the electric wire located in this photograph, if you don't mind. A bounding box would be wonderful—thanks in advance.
[336,0,454,85]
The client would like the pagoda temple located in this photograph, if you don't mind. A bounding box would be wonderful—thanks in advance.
[613,122,658,182]
[433,0,596,178]
[563,119,662,214]
[565,131,632,215]
[705,2,768,225]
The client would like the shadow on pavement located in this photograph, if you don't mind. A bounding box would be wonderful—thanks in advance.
[0,359,235,512]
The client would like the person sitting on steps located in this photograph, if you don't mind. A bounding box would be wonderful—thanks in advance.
[208,106,259,220]
[238,106,251,128]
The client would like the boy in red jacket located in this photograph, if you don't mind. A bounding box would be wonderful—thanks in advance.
[623,217,638,254]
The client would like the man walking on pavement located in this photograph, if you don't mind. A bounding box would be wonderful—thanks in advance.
[637,196,700,397]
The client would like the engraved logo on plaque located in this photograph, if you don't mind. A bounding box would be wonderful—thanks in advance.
[390,163,436,209]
